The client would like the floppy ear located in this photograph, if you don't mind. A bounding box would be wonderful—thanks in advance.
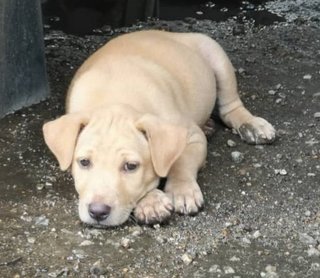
[136,114,188,177]
[43,113,90,171]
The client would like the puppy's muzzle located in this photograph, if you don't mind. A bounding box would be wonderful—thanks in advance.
[88,203,111,222]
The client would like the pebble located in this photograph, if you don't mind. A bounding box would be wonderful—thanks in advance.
[238,68,245,74]
[307,247,320,257]
[314,112,320,119]
[130,226,143,237]
[153,224,161,230]
[34,215,49,226]
[231,151,244,163]
[275,169,287,175]
[79,240,94,246]
[227,139,237,147]
[181,253,193,265]
[224,266,235,274]
[261,265,279,277]
[209,265,222,273]
[305,210,311,217]
[27,237,36,244]
[36,184,45,190]
[303,74,312,80]
[45,181,53,187]
[275,84,282,90]
[230,256,240,262]
[121,237,131,249]
[268,89,276,95]
[72,249,87,259]
[252,230,261,239]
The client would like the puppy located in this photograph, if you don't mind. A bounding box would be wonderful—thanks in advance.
[43,30,275,226]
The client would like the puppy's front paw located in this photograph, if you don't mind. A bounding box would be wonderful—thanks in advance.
[134,189,173,224]
[238,117,275,145]
[165,180,204,215]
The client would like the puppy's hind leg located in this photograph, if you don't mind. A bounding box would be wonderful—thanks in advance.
[197,35,275,144]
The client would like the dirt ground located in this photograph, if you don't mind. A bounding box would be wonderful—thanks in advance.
[1,1,320,277]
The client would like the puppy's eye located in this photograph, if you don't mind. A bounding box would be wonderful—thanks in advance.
[123,162,139,172]
[78,158,91,168]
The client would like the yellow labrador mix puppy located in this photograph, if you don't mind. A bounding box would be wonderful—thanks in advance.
[43,30,275,226]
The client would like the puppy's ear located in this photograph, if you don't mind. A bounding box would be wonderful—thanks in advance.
[136,114,188,177]
[43,113,90,171]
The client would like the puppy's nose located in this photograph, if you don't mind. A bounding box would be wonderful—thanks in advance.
[88,203,111,221]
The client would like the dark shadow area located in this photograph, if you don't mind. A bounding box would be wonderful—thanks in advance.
[42,0,284,35]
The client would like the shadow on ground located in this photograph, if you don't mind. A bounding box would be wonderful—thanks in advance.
[0,1,320,277]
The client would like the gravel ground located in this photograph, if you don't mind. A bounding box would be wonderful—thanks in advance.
[1,1,320,277]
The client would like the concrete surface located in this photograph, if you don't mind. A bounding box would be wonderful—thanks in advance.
[0,1,319,277]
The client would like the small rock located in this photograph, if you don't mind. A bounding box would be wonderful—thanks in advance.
[196,11,203,15]
[209,264,222,273]
[275,84,282,90]
[313,92,320,98]
[121,237,131,249]
[252,230,261,239]
[153,224,161,230]
[224,266,235,274]
[130,226,143,237]
[242,237,251,244]
[307,247,320,257]
[231,151,244,163]
[27,237,36,244]
[310,263,320,271]
[279,169,287,175]
[79,240,94,246]
[181,253,193,265]
[305,210,311,217]
[238,68,245,74]
[265,265,279,278]
[34,215,49,226]
[156,236,166,244]
[36,184,45,190]
[45,181,53,187]
[275,169,287,175]
[303,74,312,80]
[314,112,320,119]
[72,249,87,259]
[227,139,237,147]
[268,90,276,95]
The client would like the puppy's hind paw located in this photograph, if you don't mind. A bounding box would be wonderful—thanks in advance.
[134,189,173,225]
[238,117,276,145]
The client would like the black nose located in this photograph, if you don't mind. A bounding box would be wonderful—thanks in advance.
[88,203,111,221]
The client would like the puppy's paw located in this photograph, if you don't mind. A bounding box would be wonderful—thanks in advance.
[165,180,204,215]
[238,117,275,145]
[134,189,173,224]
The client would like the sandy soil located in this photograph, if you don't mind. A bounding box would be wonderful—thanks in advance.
[0,1,319,277]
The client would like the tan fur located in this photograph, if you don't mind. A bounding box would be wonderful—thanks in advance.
[43,30,275,226]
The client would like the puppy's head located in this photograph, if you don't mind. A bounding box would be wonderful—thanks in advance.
[43,105,187,226]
